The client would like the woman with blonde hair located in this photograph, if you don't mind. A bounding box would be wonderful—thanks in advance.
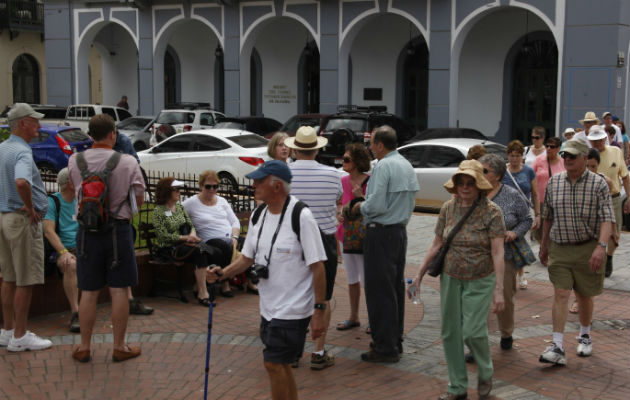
[267,132,291,163]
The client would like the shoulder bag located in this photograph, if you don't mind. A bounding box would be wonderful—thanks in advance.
[505,165,534,209]
[426,199,479,277]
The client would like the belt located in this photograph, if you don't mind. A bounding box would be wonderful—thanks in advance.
[113,219,130,225]
[366,222,405,229]
[611,192,620,198]
[553,239,593,246]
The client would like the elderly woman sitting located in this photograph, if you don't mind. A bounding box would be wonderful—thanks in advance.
[183,170,256,297]
[152,177,213,306]
[411,160,505,400]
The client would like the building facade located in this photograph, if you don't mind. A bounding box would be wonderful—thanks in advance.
[43,0,630,144]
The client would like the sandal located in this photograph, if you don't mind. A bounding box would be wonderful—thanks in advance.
[336,320,360,331]
[198,298,212,307]
[569,301,578,314]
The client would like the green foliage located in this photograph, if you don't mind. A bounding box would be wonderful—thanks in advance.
[0,127,9,143]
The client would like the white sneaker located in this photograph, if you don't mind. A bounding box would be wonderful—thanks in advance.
[539,343,566,365]
[7,331,52,352]
[0,329,14,346]
[519,276,528,290]
[577,334,592,357]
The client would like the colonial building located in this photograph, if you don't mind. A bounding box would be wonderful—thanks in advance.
[0,0,46,110]
[42,0,629,144]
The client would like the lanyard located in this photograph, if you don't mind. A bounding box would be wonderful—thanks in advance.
[254,196,290,266]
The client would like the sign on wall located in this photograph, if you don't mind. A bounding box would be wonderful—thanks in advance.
[264,85,296,104]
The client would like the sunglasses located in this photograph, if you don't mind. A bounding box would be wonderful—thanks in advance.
[531,136,542,140]
[546,144,559,149]
[455,180,476,188]
[342,157,352,163]
[204,184,219,190]
[560,152,578,160]
[483,168,490,174]
[170,187,181,192]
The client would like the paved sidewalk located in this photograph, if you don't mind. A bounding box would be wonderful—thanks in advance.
[0,214,628,399]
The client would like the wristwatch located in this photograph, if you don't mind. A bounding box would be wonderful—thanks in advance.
[598,241,607,248]
[314,303,326,310]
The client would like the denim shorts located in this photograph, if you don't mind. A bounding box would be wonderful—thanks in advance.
[76,223,138,291]
[259,316,311,364]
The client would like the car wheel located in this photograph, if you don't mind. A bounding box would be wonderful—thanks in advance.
[330,128,357,154]
[133,141,147,152]
[37,162,57,176]
[218,172,238,193]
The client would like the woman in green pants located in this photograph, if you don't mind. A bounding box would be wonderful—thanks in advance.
[410,160,505,400]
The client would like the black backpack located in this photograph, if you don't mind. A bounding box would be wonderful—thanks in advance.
[43,194,61,277]
[250,200,308,241]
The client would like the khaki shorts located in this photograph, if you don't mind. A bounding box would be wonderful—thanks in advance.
[0,212,44,286]
[548,240,604,297]
[612,195,622,235]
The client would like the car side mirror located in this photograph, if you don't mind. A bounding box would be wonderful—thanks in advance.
[151,146,161,154]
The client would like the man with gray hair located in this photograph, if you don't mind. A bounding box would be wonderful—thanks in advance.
[206,160,327,400]
[0,103,52,351]
[349,125,419,363]
[43,168,80,332]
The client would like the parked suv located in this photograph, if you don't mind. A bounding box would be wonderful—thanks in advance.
[150,107,225,145]
[64,104,133,131]
[318,105,416,166]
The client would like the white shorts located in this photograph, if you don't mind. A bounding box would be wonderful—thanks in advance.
[339,241,364,286]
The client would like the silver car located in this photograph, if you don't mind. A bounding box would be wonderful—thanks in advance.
[397,138,507,210]
[117,116,154,151]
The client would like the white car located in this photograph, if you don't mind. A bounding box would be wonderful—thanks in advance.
[138,129,269,188]
[397,138,507,210]
[150,108,226,146]
[64,104,133,131]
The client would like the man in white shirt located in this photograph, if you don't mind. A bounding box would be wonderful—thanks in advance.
[206,160,327,400]
[600,112,623,144]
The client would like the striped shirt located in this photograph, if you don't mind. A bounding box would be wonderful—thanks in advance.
[289,160,342,234]
[542,169,615,245]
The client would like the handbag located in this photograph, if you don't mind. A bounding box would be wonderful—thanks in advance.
[508,236,537,269]
[505,165,534,209]
[427,199,479,277]
[342,176,370,254]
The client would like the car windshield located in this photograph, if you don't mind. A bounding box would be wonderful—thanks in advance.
[58,129,91,143]
[214,121,245,130]
[485,144,508,161]
[118,118,151,130]
[227,134,268,148]
[156,112,194,124]
[324,118,367,132]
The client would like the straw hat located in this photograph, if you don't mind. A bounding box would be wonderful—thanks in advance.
[284,126,328,150]
[443,160,493,194]
[579,111,600,125]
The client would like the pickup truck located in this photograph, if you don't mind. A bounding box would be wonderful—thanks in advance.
[63,104,133,131]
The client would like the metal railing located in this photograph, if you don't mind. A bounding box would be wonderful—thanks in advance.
[0,1,44,31]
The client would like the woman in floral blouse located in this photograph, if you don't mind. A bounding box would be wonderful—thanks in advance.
[411,160,505,400]
[152,177,213,306]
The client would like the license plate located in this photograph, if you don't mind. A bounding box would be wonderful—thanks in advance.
[334,158,342,166]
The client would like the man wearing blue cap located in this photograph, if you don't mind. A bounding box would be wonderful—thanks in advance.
[206,160,327,400]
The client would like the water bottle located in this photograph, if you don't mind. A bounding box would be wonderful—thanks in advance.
[406,278,421,305]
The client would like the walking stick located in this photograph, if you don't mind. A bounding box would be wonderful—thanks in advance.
[203,300,214,400]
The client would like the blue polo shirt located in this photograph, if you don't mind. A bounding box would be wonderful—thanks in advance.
[0,134,48,214]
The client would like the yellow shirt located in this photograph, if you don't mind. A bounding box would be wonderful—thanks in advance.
[597,145,629,195]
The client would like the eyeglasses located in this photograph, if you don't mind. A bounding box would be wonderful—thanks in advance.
[455,180,476,188]
[204,184,219,190]
[560,152,578,160]
[545,144,559,149]
[342,157,352,163]
[531,136,542,140]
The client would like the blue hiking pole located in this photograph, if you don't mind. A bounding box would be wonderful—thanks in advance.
[203,300,213,400]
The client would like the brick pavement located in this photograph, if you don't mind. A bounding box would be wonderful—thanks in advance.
[0,214,628,400]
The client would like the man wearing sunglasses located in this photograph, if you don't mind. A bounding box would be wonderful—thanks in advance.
[538,139,614,366]
[587,128,630,277]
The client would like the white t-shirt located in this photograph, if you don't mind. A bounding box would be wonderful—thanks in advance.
[600,123,623,143]
[574,129,614,148]
[524,146,545,168]
[182,195,240,242]
[242,196,327,320]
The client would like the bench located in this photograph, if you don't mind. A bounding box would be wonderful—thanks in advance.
[138,222,189,303]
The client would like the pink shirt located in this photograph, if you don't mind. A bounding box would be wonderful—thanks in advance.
[532,154,565,204]
[68,148,145,219]
[335,174,369,241]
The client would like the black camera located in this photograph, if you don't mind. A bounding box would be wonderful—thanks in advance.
[247,263,269,282]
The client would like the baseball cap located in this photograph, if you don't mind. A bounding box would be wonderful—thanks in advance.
[560,139,589,156]
[171,180,185,187]
[245,160,292,183]
[7,103,44,122]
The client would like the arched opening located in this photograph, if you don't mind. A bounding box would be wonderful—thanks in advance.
[298,40,320,113]
[12,53,40,104]
[400,37,429,131]
[250,48,262,116]
[511,38,558,142]
[164,46,180,106]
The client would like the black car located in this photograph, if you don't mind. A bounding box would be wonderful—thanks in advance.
[214,116,282,139]
[318,105,416,167]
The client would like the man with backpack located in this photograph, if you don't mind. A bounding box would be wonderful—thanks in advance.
[67,114,145,363]
[206,160,327,400]
[0,103,52,352]
[43,168,80,333]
